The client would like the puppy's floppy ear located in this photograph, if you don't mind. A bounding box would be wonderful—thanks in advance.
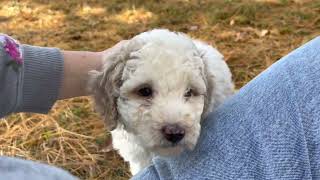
[88,39,145,131]
[195,41,234,119]
[88,57,125,131]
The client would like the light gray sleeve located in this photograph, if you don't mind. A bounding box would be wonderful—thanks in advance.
[0,36,63,118]
[0,156,78,180]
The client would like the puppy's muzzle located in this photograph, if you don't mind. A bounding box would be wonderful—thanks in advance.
[161,124,185,144]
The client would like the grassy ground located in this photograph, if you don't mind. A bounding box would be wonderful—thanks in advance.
[0,0,319,179]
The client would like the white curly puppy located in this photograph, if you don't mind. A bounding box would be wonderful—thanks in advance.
[89,29,234,175]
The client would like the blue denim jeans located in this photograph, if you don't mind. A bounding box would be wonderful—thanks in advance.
[1,37,319,180]
[132,37,320,180]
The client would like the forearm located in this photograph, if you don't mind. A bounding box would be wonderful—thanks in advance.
[59,51,102,99]
[59,40,127,99]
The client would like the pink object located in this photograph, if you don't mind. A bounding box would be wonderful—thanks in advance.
[3,36,23,64]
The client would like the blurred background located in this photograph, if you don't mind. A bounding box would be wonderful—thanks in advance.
[0,0,319,179]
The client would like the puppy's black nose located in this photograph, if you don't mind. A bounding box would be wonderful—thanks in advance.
[161,124,185,143]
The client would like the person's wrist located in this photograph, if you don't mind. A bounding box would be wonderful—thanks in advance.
[93,51,103,71]
[58,50,103,99]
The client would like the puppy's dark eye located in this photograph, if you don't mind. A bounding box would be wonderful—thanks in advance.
[184,88,194,98]
[137,87,153,97]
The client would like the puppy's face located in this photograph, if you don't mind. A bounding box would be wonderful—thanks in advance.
[89,33,217,156]
[118,44,207,155]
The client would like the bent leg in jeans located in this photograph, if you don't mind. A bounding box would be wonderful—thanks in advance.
[133,37,320,180]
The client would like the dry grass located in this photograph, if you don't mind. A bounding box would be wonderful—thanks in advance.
[0,0,319,179]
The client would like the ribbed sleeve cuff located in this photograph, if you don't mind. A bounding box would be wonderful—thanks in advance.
[15,45,63,113]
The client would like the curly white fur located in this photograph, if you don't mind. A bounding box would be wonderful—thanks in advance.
[89,29,234,175]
